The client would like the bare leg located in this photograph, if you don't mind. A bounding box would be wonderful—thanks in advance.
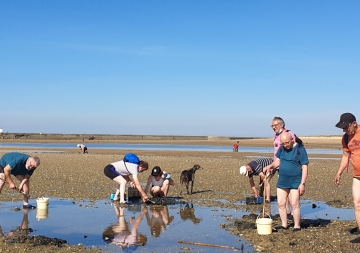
[151,186,162,197]
[16,175,30,205]
[286,197,292,215]
[0,173,5,194]
[289,189,301,228]
[353,178,360,231]
[113,176,127,203]
[161,180,170,197]
[277,187,289,228]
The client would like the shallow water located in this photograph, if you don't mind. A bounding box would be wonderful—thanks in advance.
[0,198,253,252]
[0,198,354,252]
[0,142,343,155]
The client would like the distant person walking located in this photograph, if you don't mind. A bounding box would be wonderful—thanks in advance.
[0,152,40,209]
[239,157,274,202]
[264,131,309,231]
[77,144,88,154]
[233,141,239,152]
[334,113,360,242]
[103,153,149,204]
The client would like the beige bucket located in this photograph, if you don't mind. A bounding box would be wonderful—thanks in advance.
[256,213,273,235]
[36,208,49,220]
[36,197,49,209]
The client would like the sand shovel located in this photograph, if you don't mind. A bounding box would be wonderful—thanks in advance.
[146,199,156,204]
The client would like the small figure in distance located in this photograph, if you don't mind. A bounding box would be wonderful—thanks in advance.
[239,157,274,202]
[0,152,40,209]
[77,144,88,154]
[233,141,239,152]
[145,166,175,199]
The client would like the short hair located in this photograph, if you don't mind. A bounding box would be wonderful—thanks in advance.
[31,157,41,167]
[140,161,149,170]
[273,116,285,127]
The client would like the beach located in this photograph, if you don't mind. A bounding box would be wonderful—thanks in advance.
[1,136,359,252]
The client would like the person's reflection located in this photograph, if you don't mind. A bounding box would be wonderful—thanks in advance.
[145,205,174,237]
[245,203,272,217]
[102,204,147,251]
[6,209,32,237]
[179,202,202,224]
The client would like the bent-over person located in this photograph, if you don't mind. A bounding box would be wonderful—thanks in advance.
[239,157,273,202]
[0,152,40,209]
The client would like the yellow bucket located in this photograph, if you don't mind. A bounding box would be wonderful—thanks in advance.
[256,213,273,235]
[36,197,49,209]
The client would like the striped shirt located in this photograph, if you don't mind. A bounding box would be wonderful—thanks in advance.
[247,157,273,178]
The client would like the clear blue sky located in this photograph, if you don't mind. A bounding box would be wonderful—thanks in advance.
[1,1,359,137]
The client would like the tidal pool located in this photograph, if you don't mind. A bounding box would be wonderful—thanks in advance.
[0,198,253,252]
[0,198,354,252]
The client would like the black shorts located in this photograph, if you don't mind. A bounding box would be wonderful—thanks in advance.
[0,165,3,173]
[104,164,121,180]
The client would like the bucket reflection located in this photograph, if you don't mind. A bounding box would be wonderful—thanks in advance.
[36,208,49,221]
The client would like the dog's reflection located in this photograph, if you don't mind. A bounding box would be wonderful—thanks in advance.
[180,202,202,224]
[145,205,174,237]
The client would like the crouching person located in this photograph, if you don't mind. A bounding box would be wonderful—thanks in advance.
[145,166,175,198]
[104,153,149,204]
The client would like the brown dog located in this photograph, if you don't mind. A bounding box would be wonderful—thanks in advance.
[180,164,203,195]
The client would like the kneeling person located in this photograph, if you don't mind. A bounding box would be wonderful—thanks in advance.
[145,166,175,198]
[240,157,273,202]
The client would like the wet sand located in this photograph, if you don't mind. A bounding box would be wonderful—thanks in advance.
[1,137,360,252]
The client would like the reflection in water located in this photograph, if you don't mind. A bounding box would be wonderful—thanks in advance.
[180,202,202,224]
[1,209,32,238]
[145,205,174,237]
[245,203,272,217]
[102,204,148,251]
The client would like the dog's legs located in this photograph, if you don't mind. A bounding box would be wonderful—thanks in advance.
[190,179,194,195]
[185,182,190,194]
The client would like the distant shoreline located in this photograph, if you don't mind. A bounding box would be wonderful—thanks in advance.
[0,133,343,150]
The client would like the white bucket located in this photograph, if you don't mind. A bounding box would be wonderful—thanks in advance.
[36,197,49,209]
[256,213,273,235]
